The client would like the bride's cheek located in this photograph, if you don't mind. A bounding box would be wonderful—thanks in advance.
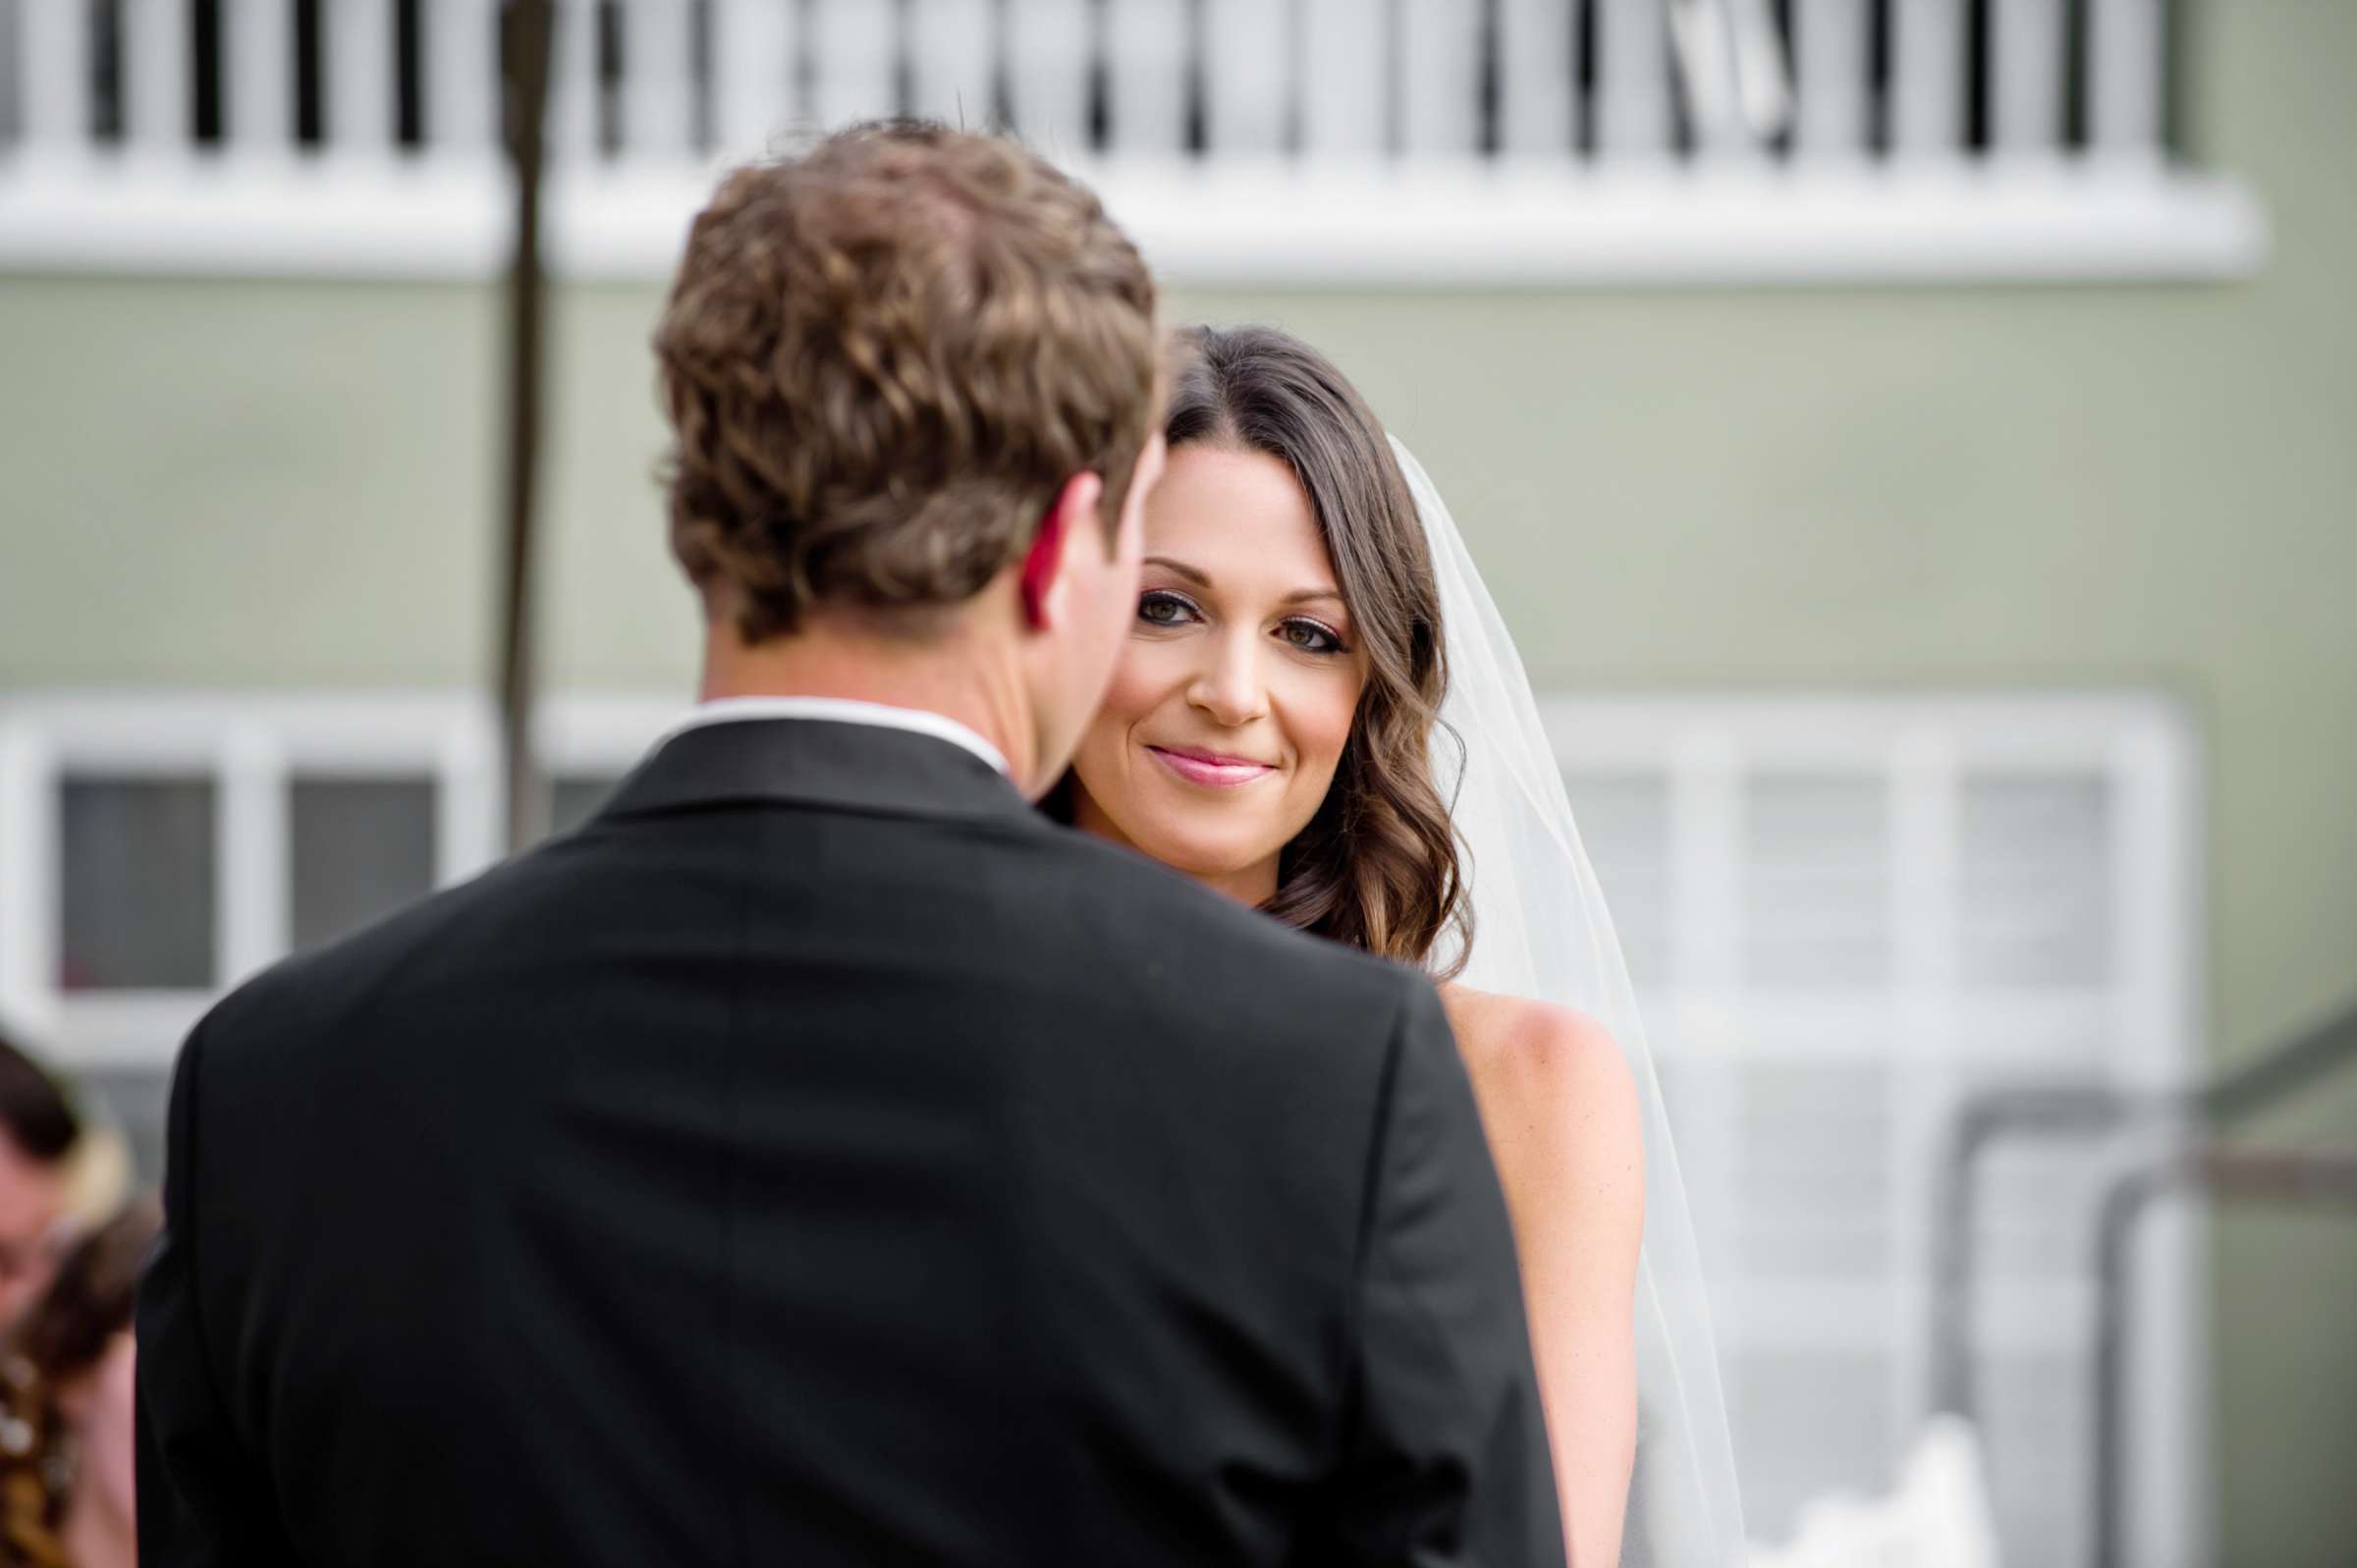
[1116,646,1193,722]
[1292,674,1361,780]
[1096,657,1162,724]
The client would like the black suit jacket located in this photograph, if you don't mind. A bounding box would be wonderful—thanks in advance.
[137,718,1562,1566]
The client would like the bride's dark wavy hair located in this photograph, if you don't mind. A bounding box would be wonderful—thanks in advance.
[1161,324,1471,975]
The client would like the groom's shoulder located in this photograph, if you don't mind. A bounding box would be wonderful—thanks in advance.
[173,842,574,1078]
[1016,818,1424,1034]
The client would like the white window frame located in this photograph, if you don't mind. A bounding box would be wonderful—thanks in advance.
[1540,691,2207,1567]
[0,691,498,1066]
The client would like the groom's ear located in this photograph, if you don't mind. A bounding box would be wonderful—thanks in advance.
[1019,471,1108,631]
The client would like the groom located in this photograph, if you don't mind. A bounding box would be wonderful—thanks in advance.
[137,124,1562,1566]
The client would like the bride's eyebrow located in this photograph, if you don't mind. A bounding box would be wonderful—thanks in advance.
[1143,555,1211,586]
[1144,557,1345,610]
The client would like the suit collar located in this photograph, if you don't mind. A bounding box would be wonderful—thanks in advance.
[657,696,1011,777]
[597,717,1032,826]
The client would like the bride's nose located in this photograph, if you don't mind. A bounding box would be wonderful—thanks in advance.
[1185,633,1269,727]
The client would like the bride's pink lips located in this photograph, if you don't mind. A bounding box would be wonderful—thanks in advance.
[1147,744,1276,789]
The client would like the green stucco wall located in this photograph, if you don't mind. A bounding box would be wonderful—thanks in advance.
[3,1,2351,1560]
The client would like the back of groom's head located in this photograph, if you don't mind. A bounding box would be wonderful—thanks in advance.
[655,122,1161,646]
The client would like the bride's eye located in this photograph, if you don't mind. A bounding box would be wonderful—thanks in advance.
[1136,589,1198,627]
[1278,619,1347,656]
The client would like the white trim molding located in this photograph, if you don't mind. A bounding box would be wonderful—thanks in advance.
[0,150,2268,287]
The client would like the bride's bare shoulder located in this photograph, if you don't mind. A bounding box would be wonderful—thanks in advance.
[1438,984,1619,1071]
[1437,984,1641,1138]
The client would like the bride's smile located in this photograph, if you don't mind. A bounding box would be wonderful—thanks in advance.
[1143,743,1277,788]
[1069,441,1368,905]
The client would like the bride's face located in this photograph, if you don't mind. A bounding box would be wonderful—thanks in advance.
[1069,443,1368,900]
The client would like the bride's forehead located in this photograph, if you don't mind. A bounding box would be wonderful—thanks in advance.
[1145,445,1334,574]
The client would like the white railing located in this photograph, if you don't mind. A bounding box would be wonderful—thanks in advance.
[0,0,2265,282]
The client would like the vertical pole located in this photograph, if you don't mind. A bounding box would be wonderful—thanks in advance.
[2091,1167,2164,1568]
[498,0,555,852]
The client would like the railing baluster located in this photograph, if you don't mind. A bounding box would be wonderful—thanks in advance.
[1794,0,1867,156]
[228,0,296,153]
[1105,0,1185,159]
[1889,0,1963,157]
[326,0,396,156]
[123,0,193,152]
[1596,0,1671,157]
[906,0,994,131]
[710,0,796,156]
[2088,0,2162,161]
[424,0,499,152]
[1498,0,1574,158]
[808,0,896,129]
[20,0,93,154]
[620,0,693,156]
[1203,0,1286,155]
[0,0,14,147]
[1299,0,1382,157]
[1398,0,1477,155]
[1990,0,2062,154]
[1004,0,1088,154]
[546,0,601,162]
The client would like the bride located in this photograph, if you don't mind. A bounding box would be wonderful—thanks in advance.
[1056,325,1744,1567]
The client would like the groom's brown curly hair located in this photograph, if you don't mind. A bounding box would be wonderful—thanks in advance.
[655,122,1160,642]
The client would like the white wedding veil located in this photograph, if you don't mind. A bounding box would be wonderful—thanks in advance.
[1395,436,1747,1566]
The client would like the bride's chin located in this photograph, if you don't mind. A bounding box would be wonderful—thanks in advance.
[1166,840,1284,889]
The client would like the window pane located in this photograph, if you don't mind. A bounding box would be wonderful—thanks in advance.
[59,778,216,991]
[1562,771,1672,990]
[1732,1062,1891,1278]
[291,778,438,952]
[74,1066,174,1188]
[1743,776,1891,989]
[1982,1349,2092,1568]
[1960,775,2111,988]
[550,773,625,837]
[1732,1348,1893,1548]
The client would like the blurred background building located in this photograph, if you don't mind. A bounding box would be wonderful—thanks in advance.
[0,1,2348,1563]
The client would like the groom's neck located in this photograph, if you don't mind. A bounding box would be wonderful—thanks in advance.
[697,602,1035,783]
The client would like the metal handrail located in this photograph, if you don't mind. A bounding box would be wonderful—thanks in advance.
[2091,1148,2357,1568]
[1928,997,2357,1421]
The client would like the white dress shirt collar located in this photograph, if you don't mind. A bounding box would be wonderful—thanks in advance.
[656,696,1012,778]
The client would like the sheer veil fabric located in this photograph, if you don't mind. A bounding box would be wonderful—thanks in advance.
[1397,436,1747,1566]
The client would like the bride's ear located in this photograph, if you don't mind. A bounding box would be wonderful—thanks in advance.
[1019,470,1107,630]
